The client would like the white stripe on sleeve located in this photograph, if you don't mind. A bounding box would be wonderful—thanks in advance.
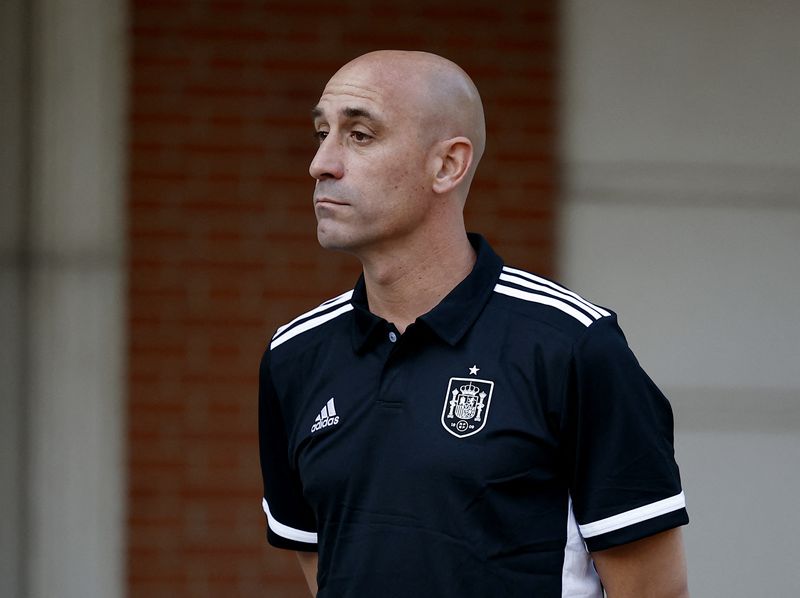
[502,266,611,318]
[499,272,605,320]
[262,498,318,544]
[578,491,686,538]
[494,284,594,327]
[270,303,354,350]
[273,290,354,339]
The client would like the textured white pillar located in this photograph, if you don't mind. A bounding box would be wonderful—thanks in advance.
[0,1,28,595]
[25,1,128,597]
[560,2,800,596]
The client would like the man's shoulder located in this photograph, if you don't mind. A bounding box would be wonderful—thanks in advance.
[489,264,614,338]
[268,289,354,353]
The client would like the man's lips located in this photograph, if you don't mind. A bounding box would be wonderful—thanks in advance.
[314,197,349,206]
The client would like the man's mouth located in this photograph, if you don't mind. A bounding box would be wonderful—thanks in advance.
[314,197,349,206]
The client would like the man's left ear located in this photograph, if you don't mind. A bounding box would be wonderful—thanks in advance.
[432,137,473,195]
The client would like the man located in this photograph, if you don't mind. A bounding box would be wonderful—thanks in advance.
[259,50,689,597]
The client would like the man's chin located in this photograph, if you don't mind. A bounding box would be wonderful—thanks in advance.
[317,228,356,253]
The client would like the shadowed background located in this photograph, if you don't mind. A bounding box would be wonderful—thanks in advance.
[127,2,557,596]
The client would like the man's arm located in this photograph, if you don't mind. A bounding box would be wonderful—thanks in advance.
[296,551,318,597]
[591,528,688,598]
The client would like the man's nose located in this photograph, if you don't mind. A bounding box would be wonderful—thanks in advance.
[309,137,344,180]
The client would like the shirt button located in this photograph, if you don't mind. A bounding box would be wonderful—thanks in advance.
[388,331,397,343]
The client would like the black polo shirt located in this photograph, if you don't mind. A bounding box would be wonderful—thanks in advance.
[259,234,688,597]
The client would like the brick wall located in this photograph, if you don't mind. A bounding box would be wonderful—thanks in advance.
[127,1,559,596]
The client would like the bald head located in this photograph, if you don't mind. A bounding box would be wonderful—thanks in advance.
[309,51,486,254]
[326,51,486,183]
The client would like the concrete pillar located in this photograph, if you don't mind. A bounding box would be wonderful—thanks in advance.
[1,0,128,596]
[0,0,30,594]
[560,2,800,596]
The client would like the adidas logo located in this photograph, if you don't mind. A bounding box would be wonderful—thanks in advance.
[311,398,340,433]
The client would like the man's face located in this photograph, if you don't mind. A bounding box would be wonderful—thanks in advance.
[309,62,434,254]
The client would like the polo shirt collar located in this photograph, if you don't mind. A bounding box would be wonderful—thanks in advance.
[351,233,504,352]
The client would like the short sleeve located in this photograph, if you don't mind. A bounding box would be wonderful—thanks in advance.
[259,349,318,551]
[565,316,688,552]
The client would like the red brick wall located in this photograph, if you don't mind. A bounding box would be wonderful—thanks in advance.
[127,1,558,596]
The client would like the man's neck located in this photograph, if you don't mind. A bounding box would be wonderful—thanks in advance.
[359,231,476,334]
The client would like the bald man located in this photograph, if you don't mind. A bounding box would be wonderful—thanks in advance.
[259,51,689,598]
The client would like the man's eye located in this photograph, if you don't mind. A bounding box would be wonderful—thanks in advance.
[314,130,328,143]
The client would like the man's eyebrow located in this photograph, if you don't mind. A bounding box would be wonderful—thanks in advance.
[310,106,379,123]
[342,107,376,121]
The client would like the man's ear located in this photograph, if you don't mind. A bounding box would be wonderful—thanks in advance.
[432,137,473,195]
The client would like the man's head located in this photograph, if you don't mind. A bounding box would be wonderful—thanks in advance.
[309,50,485,255]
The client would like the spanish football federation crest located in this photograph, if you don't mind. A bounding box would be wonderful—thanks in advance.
[441,376,494,438]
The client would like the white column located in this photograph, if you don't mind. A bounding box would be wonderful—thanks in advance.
[560,2,800,596]
[0,0,29,595]
[24,1,129,597]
